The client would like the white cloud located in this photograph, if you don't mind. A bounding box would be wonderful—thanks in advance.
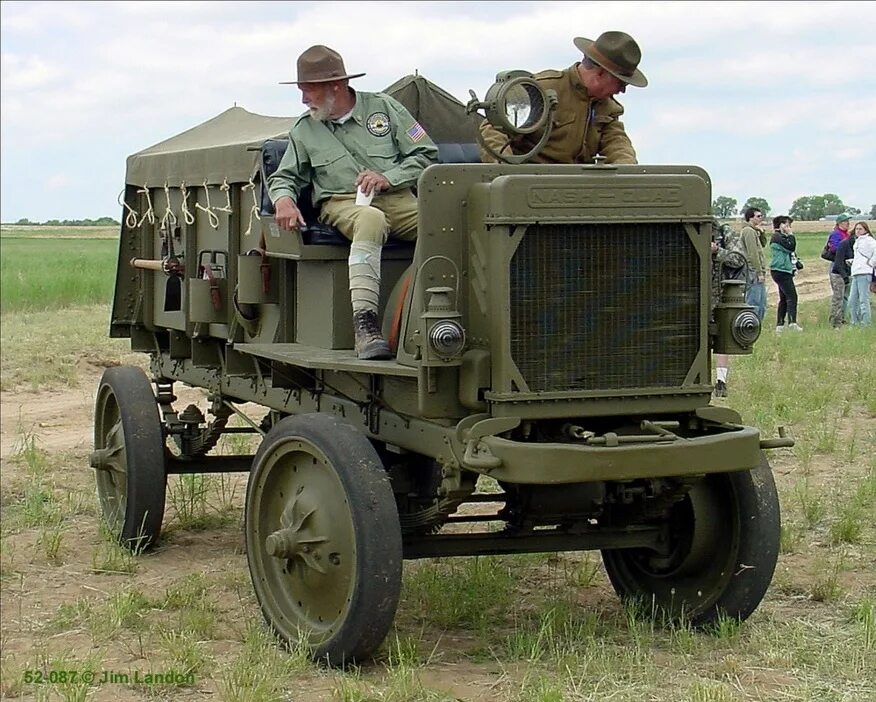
[0,53,67,91]
[46,173,72,189]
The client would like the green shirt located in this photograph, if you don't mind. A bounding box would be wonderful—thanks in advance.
[268,89,439,207]
[740,224,766,278]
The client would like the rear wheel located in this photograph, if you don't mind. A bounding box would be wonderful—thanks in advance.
[602,454,780,625]
[245,414,402,665]
[91,366,166,551]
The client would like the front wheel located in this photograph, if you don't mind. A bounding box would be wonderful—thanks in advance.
[602,454,780,625]
[245,414,402,665]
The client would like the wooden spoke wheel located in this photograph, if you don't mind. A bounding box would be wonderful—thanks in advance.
[602,454,780,625]
[245,414,402,665]
[91,366,166,551]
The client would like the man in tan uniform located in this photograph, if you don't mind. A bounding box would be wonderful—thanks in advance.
[479,31,647,164]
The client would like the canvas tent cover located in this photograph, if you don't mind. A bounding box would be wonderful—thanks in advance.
[125,74,482,187]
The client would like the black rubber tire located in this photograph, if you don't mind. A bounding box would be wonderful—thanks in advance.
[245,414,402,666]
[92,366,166,550]
[602,453,780,625]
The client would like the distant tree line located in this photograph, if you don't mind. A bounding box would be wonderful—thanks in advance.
[711,194,873,220]
[11,217,120,226]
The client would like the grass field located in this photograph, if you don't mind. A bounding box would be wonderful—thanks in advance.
[0,239,120,313]
[0,225,119,239]
[0,224,874,701]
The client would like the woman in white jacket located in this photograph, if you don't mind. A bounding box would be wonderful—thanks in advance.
[848,222,875,326]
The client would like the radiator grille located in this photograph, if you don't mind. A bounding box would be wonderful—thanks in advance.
[509,223,700,392]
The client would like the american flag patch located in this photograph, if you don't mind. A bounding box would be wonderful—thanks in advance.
[406,122,427,143]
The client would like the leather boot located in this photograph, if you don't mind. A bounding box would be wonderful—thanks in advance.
[353,309,392,360]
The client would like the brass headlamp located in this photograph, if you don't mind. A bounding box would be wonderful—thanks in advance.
[466,71,558,164]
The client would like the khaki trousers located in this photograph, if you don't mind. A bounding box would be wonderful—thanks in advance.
[319,188,419,245]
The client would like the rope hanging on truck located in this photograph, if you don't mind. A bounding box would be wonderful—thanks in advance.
[118,189,139,229]
[180,181,196,225]
[160,181,178,230]
[241,178,261,238]
[135,185,155,228]
[195,179,220,229]
[216,177,233,213]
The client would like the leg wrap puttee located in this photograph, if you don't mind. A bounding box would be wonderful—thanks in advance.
[348,241,383,313]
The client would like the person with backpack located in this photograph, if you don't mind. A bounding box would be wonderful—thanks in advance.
[830,232,857,329]
[823,213,852,326]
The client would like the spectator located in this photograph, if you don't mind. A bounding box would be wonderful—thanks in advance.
[711,222,747,397]
[848,222,875,326]
[825,213,852,326]
[739,207,767,321]
[769,215,802,332]
[829,226,856,329]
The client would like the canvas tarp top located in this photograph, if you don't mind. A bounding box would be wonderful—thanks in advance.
[383,73,482,144]
[125,106,292,186]
[125,75,481,187]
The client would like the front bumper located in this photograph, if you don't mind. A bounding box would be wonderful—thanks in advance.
[465,425,766,484]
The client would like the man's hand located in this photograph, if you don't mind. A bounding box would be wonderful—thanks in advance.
[274,197,306,231]
[355,170,390,197]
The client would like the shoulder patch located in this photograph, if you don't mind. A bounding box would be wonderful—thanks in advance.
[366,111,391,137]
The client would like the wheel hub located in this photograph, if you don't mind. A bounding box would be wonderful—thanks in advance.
[265,490,329,574]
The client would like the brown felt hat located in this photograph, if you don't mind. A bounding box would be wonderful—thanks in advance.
[573,31,648,88]
[280,45,365,85]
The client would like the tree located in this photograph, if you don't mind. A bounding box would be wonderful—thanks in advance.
[742,197,771,217]
[822,193,846,217]
[789,193,850,221]
[870,204,876,219]
[15,218,31,224]
[712,196,737,218]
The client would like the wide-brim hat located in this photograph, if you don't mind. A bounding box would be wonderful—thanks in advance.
[280,44,365,85]
[574,31,648,88]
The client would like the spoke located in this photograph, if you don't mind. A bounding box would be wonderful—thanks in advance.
[105,420,125,454]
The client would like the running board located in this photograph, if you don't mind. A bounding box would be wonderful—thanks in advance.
[235,342,418,377]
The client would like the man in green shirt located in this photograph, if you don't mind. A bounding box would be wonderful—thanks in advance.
[268,45,438,359]
[739,207,767,321]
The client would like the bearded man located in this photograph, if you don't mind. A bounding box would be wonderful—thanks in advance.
[268,45,438,359]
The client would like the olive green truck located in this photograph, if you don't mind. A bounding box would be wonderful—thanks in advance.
[92,73,791,665]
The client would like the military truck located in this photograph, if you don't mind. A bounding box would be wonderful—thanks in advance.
[92,72,792,665]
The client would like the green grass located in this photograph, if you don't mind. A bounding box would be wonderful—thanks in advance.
[794,231,831,259]
[0,238,119,312]
[0,224,118,239]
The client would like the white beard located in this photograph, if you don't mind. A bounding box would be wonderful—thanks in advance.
[309,92,336,122]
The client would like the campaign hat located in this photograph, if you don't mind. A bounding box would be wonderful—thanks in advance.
[280,45,365,84]
[573,31,648,88]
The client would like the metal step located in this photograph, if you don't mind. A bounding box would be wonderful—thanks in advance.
[235,342,418,377]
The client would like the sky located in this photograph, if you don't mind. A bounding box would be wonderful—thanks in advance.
[2,0,875,222]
